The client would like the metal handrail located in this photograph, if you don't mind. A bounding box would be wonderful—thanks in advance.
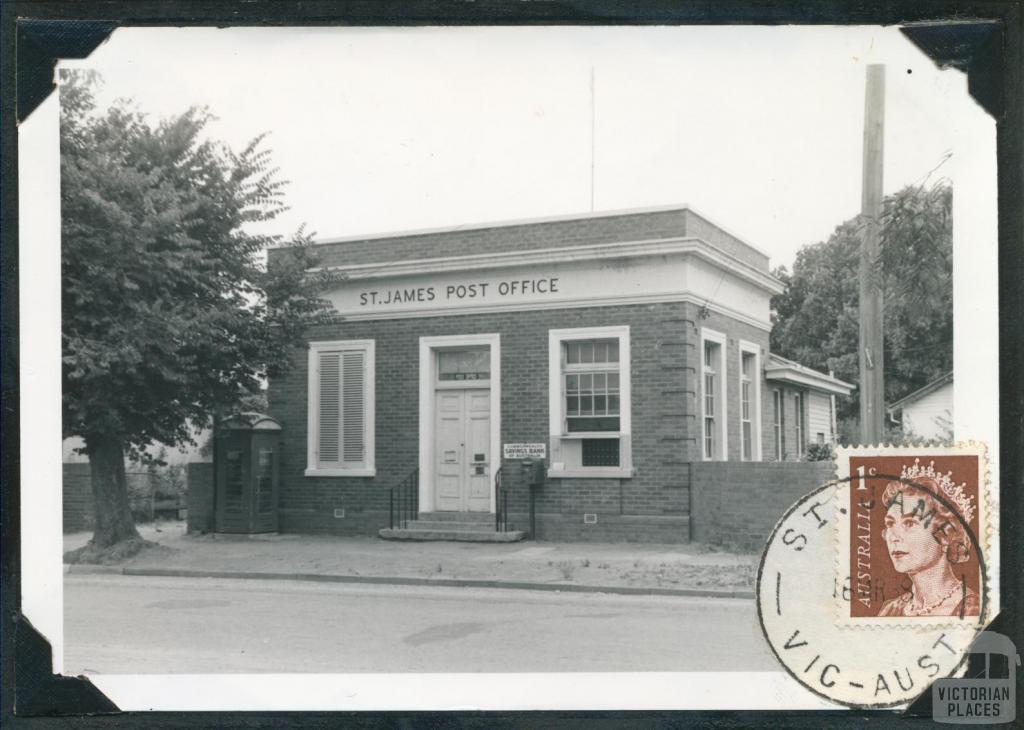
[494,466,507,532]
[388,468,419,529]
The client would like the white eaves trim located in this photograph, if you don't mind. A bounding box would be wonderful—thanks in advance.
[764,362,855,396]
[309,237,784,295]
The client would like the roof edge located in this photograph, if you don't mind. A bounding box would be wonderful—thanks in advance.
[886,371,954,412]
[286,203,770,262]
[765,354,855,395]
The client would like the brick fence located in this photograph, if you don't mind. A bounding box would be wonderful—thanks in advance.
[62,463,162,533]
[690,460,836,552]
[63,463,94,532]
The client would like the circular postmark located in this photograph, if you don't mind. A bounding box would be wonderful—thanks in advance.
[756,473,988,709]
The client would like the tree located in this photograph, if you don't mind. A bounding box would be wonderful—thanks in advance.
[771,181,953,428]
[61,71,332,553]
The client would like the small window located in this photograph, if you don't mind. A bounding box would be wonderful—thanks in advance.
[740,352,755,461]
[794,393,806,458]
[701,330,726,461]
[563,339,621,433]
[704,342,717,459]
[307,340,376,476]
[225,450,243,500]
[772,390,784,460]
[438,347,490,381]
[548,327,631,476]
[816,432,825,446]
[256,449,274,514]
[582,438,619,467]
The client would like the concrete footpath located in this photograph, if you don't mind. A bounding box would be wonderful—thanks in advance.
[64,521,757,599]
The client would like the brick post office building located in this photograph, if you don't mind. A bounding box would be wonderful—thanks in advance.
[265,206,852,542]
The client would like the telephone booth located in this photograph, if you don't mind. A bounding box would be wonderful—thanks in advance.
[214,413,281,533]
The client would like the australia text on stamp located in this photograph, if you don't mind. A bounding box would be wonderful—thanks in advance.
[836,444,989,626]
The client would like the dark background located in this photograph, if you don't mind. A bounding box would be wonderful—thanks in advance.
[2,1,1021,728]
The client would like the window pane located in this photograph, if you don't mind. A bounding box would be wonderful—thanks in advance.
[608,372,619,390]
[742,351,755,379]
[438,347,490,381]
[566,395,579,416]
[566,374,579,392]
[580,395,593,415]
[582,438,619,466]
[593,372,606,391]
[608,394,620,414]
[580,373,592,391]
[566,338,619,367]
[594,395,607,414]
[225,450,243,500]
[568,416,620,433]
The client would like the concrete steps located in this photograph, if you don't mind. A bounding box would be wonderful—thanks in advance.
[378,512,525,542]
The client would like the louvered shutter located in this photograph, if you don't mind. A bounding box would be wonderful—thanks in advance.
[318,352,341,465]
[341,351,365,464]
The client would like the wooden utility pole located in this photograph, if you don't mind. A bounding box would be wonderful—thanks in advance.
[859,64,886,444]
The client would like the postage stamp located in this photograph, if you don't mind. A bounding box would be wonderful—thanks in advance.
[757,463,990,708]
[835,444,989,627]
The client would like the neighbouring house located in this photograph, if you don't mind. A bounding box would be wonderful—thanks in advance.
[763,354,852,458]
[886,371,954,442]
[237,204,854,543]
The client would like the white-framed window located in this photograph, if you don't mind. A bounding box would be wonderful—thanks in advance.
[794,392,806,459]
[738,341,762,461]
[548,326,632,477]
[306,339,375,476]
[700,328,728,460]
[772,389,784,460]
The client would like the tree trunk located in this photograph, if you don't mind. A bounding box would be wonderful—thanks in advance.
[85,433,142,547]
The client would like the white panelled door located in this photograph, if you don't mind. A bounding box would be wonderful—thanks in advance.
[434,388,491,512]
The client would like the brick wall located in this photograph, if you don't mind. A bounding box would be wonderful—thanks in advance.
[187,462,215,533]
[63,463,94,532]
[271,207,769,272]
[690,460,835,552]
[689,303,772,463]
[270,300,716,540]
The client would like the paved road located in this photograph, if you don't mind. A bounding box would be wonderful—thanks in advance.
[64,574,775,674]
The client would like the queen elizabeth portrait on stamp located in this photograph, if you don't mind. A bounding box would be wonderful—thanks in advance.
[876,460,980,618]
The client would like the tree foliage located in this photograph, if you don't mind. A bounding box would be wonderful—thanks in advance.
[771,181,952,423]
[61,71,332,549]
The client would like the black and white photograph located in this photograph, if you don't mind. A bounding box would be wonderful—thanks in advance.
[13,19,1012,714]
